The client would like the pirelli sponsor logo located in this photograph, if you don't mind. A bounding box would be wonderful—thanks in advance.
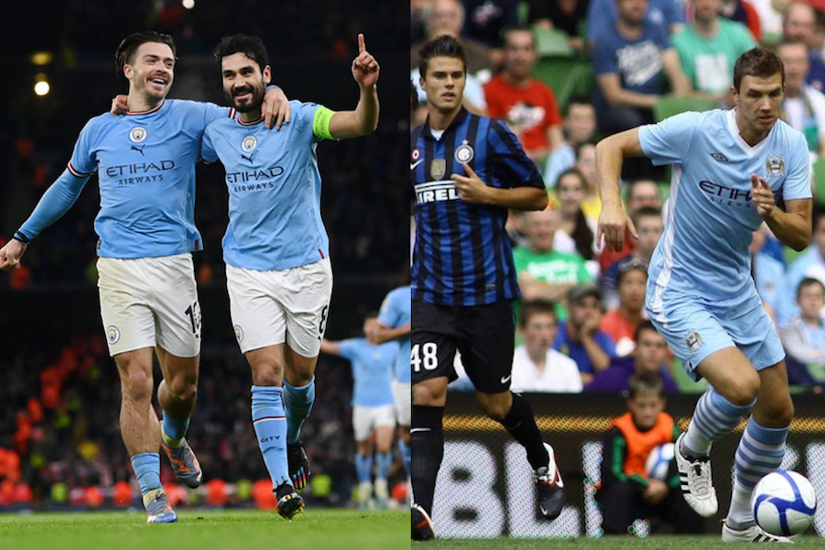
[415,180,460,204]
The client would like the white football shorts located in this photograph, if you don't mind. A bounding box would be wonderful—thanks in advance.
[352,404,396,441]
[226,258,333,356]
[393,382,411,427]
[97,253,201,358]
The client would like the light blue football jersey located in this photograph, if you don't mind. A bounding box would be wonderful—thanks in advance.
[639,109,811,309]
[378,285,412,383]
[200,100,331,271]
[338,337,399,407]
[63,100,232,258]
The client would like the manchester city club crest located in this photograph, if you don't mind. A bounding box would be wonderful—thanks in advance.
[765,154,785,177]
[454,139,474,164]
[431,159,446,180]
[129,126,147,143]
[241,135,257,153]
[234,324,244,343]
[106,325,121,345]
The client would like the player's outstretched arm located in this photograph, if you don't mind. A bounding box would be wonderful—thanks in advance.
[596,129,642,252]
[319,339,342,356]
[366,319,410,345]
[0,239,27,272]
[328,34,379,139]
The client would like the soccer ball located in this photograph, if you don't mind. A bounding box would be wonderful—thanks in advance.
[752,470,817,537]
[645,443,675,481]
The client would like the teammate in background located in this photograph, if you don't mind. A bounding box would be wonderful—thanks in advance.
[596,47,812,542]
[321,316,399,510]
[411,35,563,541]
[365,268,412,504]
[598,373,703,534]
[200,34,379,519]
[0,31,289,524]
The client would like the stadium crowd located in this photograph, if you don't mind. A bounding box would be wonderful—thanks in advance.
[411,0,825,397]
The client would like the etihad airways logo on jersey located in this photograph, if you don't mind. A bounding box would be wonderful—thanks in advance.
[226,166,285,192]
[698,180,751,207]
[105,160,176,185]
[415,180,459,204]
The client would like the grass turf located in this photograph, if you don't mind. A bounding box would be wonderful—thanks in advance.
[414,534,825,549]
[0,508,407,550]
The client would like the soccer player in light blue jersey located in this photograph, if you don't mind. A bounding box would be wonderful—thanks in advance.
[596,47,813,542]
[200,33,379,519]
[0,31,289,524]
[321,316,399,510]
[366,269,412,504]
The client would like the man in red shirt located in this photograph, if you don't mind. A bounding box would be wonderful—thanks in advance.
[483,26,564,163]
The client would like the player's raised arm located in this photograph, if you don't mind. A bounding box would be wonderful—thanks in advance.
[328,33,380,139]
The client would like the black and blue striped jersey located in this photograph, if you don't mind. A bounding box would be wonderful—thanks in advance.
[411,108,544,306]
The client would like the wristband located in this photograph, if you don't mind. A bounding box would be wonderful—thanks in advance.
[13,231,30,246]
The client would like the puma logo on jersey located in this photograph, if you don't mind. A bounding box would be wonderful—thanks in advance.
[241,153,254,163]
[131,145,146,156]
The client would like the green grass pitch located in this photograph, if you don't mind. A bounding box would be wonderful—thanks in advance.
[0,508,408,550]
[414,534,825,549]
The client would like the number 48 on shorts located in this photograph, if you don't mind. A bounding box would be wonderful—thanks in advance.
[412,342,438,372]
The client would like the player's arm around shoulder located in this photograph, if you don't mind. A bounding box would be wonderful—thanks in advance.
[328,33,379,140]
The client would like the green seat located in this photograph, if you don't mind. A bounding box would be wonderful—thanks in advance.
[534,27,574,58]
[812,157,825,205]
[532,58,594,113]
[653,95,718,122]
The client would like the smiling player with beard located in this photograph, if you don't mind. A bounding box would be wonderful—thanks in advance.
[199,33,379,520]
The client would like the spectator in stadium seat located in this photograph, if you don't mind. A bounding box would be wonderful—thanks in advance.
[600,260,649,356]
[200,33,380,520]
[483,26,564,164]
[781,278,825,373]
[776,39,825,159]
[586,0,685,47]
[0,31,290,525]
[750,223,788,326]
[410,0,495,75]
[552,168,600,278]
[462,0,520,50]
[544,98,598,190]
[785,206,825,323]
[320,316,398,510]
[601,206,663,310]
[510,300,584,393]
[673,0,756,102]
[597,47,812,541]
[410,35,562,541]
[781,1,825,91]
[718,0,763,42]
[554,283,617,384]
[514,207,594,321]
[585,320,679,392]
[593,0,692,134]
[597,372,703,534]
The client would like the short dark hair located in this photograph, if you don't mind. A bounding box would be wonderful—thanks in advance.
[617,259,648,286]
[798,277,825,299]
[630,205,663,227]
[733,47,784,91]
[411,79,419,110]
[627,372,664,399]
[115,32,176,76]
[634,320,660,343]
[418,34,467,79]
[501,25,536,49]
[519,299,557,328]
[563,96,594,117]
[213,34,270,72]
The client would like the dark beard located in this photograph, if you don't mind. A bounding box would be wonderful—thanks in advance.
[224,88,263,113]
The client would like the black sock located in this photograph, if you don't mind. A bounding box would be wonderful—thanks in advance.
[499,393,548,471]
[411,405,444,517]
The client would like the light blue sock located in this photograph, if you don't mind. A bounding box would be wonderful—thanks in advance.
[284,376,315,444]
[162,412,190,442]
[355,453,373,484]
[252,385,289,490]
[375,452,393,483]
[683,389,753,457]
[130,452,162,495]
[399,439,411,477]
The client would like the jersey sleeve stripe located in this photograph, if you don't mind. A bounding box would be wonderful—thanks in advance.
[67,162,93,177]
